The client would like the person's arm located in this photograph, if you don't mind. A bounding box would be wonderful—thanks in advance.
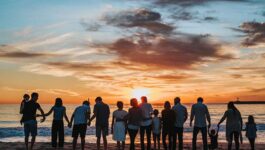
[190,105,194,127]
[206,106,211,128]
[37,107,53,117]
[37,105,46,123]
[63,108,70,124]
[87,108,91,126]
[184,107,188,123]
[239,112,243,130]
[111,115,115,134]
[217,111,227,128]
[216,126,220,135]
[19,101,24,114]
[68,111,74,128]
[89,105,97,123]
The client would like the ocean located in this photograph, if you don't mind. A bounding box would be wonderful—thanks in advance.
[0,104,264,143]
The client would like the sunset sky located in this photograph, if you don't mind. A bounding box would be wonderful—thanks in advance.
[0,0,264,104]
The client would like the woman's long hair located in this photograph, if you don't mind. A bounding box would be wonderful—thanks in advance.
[247,115,255,124]
[227,102,239,114]
[55,98,63,107]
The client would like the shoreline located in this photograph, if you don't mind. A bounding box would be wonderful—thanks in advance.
[1,142,265,150]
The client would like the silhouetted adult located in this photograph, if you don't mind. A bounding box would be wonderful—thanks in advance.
[190,97,211,150]
[217,102,243,150]
[126,98,143,150]
[21,92,45,150]
[172,97,188,150]
[90,97,110,150]
[69,100,91,150]
[38,98,70,148]
[161,101,176,150]
[139,96,153,150]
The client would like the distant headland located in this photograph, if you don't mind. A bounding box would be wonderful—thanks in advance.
[232,98,265,104]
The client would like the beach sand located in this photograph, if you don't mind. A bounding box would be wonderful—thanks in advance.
[0,142,264,150]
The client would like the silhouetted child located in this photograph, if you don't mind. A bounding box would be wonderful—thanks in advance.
[152,109,161,150]
[37,98,70,148]
[111,101,128,150]
[208,127,219,150]
[20,94,30,114]
[245,115,257,150]
[19,94,30,125]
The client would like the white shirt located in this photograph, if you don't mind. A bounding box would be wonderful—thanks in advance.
[73,105,90,125]
[191,102,210,127]
[152,117,160,134]
[113,110,128,120]
[140,103,153,126]
[172,103,187,127]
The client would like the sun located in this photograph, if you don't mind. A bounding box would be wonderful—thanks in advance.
[131,88,150,101]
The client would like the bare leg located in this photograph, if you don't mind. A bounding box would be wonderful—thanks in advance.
[30,136,36,150]
[97,137,101,150]
[25,136,29,150]
[81,138,85,150]
[103,135,108,150]
[122,141,125,150]
[72,137,77,150]
[117,141,120,150]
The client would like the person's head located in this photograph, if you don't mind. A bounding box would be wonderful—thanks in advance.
[197,97,203,103]
[117,101,123,110]
[164,101,171,109]
[141,96,147,103]
[210,129,216,136]
[55,98,63,107]
[23,94,30,100]
[95,96,102,103]
[227,101,239,113]
[174,97,180,105]
[130,98,138,108]
[153,109,159,116]
[248,115,255,124]
[31,92,39,102]
[83,100,90,106]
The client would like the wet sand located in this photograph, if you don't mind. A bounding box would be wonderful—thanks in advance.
[0,142,264,150]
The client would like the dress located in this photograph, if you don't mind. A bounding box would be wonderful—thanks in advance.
[113,110,128,141]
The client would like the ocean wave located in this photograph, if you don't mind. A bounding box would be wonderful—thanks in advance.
[1,124,265,138]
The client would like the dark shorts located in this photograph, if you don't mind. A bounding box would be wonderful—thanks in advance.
[72,124,87,138]
[96,125,108,138]
[24,120,37,137]
[153,133,161,141]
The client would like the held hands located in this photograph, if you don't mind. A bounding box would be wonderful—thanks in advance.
[208,123,211,129]
[87,121,91,126]
[68,122,72,128]
[40,117,46,123]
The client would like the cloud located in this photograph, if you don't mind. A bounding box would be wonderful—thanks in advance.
[230,74,243,79]
[80,19,102,31]
[0,45,55,58]
[107,33,234,69]
[171,11,193,20]
[103,8,174,34]
[204,16,218,21]
[155,0,248,6]
[238,22,265,46]
[249,87,265,93]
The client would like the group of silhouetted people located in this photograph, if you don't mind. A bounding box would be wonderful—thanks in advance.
[20,92,257,150]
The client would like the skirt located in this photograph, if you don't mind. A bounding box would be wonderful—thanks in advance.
[113,122,126,141]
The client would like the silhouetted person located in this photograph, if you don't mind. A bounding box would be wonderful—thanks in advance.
[90,97,110,150]
[152,109,161,150]
[69,100,91,150]
[208,128,219,150]
[37,98,70,148]
[245,115,257,150]
[190,97,211,150]
[20,94,30,114]
[125,98,143,150]
[172,97,188,150]
[111,101,128,150]
[21,92,45,150]
[139,96,153,150]
[161,101,176,150]
[217,102,242,150]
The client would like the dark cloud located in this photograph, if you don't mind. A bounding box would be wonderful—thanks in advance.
[204,16,218,21]
[155,0,248,6]
[0,45,54,58]
[229,67,265,74]
[171,11,193,20]
[46,62,107,71]
[107,34,234,69]
[80,19,102,31]
[103,8,174,34]
[238,22,265,46]
[151,74,192,81]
